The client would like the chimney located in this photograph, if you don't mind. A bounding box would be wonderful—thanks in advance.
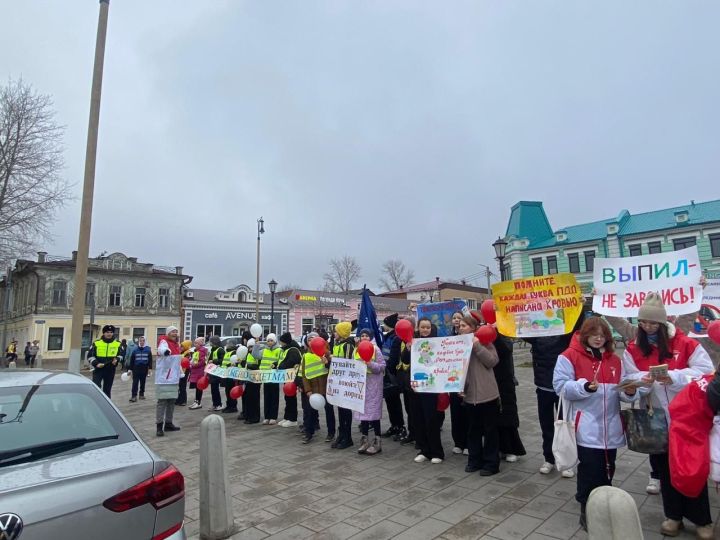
[72,251,78,262]
[37,252,47,263]
[175,266,184,275]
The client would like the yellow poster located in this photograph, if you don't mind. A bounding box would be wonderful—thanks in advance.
[491,273,584,338]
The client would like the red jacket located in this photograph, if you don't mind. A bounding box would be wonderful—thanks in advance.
[626,326,699,371]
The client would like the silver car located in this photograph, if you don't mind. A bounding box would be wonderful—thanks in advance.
[0,371,186,540]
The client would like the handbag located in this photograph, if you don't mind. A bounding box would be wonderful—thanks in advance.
[620,394,668,454]
[552,391,578,472]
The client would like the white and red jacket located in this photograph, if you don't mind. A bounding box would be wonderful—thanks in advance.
[622,323,713,415]
[553,334,636,450]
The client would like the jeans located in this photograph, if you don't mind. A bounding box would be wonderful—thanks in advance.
[576,445,616,505]
[466,399,500,472]
[131,366,148,397]
[156,399,175,425]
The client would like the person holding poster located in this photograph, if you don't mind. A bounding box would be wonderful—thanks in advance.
[301,334,333,444]
[553,317,638,532]
[354,329,386,455]
[620,293,714,537]
[328,322,356,449]
[460,315,501,475]
[155,326,182,437]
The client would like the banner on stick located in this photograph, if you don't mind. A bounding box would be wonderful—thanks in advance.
[205,364,297,383]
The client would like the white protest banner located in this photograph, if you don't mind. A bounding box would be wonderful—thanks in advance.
[592,246,703,317]
[689,276,720,338]
[410,334,473,393]
[155,355,181,385]
[325,357,367,413]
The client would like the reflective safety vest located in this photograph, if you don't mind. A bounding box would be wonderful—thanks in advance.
[221,349,235,367]
[93,339,120,360]
[260,346,280,370]
[303,352,328,379]
[246,352,259,369]
[332,342,354,359]
[210,347,224,366]
[397,342,410,372]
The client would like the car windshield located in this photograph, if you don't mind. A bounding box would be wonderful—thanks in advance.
[0,383,134,465]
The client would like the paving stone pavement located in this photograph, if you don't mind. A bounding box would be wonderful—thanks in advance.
[103,347,720,540]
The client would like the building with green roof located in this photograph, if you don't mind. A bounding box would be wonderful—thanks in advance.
[500,199,720,294]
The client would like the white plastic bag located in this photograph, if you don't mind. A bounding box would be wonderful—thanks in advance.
[710,415,720,483]
[552,392,578,472]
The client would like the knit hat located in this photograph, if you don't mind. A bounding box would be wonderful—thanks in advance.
[383,313,399,329]
[180,340,192,352]
[279,332,293,346]
[307,331,319,341]
[335,322,352,339]
[266,333,277,343]
[638,292,668,324]
[209,335,221,346]
[359,328,373,339]
[166,325,179,335]
[102,324,115,334]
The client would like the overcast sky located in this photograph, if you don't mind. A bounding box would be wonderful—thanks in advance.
[2,1,719,292]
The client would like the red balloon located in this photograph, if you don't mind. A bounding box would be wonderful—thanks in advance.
[283,382,297,397]
[229,385,244,400]
[310,336,327,357]
[475,325,497,345]
[708,320,720,345]
[396,319,414,344]
[436,393,450,411]
[357,341,374,361]
[481,299,497,325]
[196,376,209,390]
[180,357,190,370]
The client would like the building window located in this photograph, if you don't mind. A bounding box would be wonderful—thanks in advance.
[568,253,580,274]
[503,263,511,280]
[48,327,64,351]
[532,258,543,277]
[52,280,67,306]
[85,282,96,306]
[134,287,146,308]
[196,324,222,339]
[628,244,642,257]
[302,318,314,335]
[156,327,166,341]
[584,251,595,272]
[466,299,477,310]
[673,237,696,251]
[109,285,122,307]
[547,256,558,275]
[648,241,662,254]
[709,234,720,258]
[132,328,145,342]
[158,288,169,309]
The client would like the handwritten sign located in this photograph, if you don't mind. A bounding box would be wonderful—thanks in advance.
[410,334,472,393]
[689,277,720,338]
[592,247,702,317]
[155,355,181,385]
[416,300,468,337]
[204,364,297,383]
[492,273,583,337]
[326,358,367,413]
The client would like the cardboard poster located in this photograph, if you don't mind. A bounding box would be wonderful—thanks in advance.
[410,334,473,393]
[416,300,468,337]
[155,355,181,385]
[326,357,367,413]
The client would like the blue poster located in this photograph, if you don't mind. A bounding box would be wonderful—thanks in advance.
[416,300,467,337]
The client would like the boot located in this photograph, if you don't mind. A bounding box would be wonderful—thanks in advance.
[381,426,398,438]
[164,423,181,432]
[358,436,370,454]
[696,524,713,540]
[660,519,683,537]
[365,437,382,455]
[393,426,407,442]
[156,423,164,437]
[335,438,353,450]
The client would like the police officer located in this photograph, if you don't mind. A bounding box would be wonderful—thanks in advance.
[88,324,123,398]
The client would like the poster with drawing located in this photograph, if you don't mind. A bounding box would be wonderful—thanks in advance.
[410,334,473,393]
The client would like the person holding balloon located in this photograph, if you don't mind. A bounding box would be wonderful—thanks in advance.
[277,332,303,428]
[354,328,387,455]
[155,326,182,437]
[175,339,193,406]
[395,316,417,447]
[220,340,240,414]
[259,333,282,425]
[460,314,501,475]
[301,333,334,444]
[188,337,209,410]
[241,338,262,424]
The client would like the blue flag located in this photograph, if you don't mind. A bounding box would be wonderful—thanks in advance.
[357,287,383,347]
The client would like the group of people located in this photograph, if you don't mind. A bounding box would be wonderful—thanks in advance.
[2,338,39,368]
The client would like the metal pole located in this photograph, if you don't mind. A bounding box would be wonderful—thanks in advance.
[1,267,12,363]
[270,291,275,334]
[498,257,505,281]
[255,229,261,324]
[68,0,110,373]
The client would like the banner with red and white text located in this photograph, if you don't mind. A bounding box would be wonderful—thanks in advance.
[592,246,702,317]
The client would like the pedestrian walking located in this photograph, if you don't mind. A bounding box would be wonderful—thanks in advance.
[88,325,123,398]
[128,336,152,402]
[29,340,39,368]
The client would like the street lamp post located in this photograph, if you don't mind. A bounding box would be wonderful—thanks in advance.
[255,218,265,324]
[492,237,509,281]
[268,279,277,334]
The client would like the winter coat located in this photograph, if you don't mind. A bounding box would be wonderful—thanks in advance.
[494,335,520,428]
[129,346,153,370]
[301,352,329,395]
[553,334,635,450]
[279,342,303,370]
[707,371,720,413]
[524,334,574,391]
[354,345,386,422]
[463,342,500,404]
[188,347,209,384]
[156,338,181,400]
[29,344,39,356]
[622,323,713,416]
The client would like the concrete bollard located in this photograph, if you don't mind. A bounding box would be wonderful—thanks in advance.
[587,486,644,540]
[199,414,237,540]
[36,354,42,369]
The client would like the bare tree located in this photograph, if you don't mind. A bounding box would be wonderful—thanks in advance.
[0,79,71,266]
[379,259,415,291]
[323,256,361,293]
[278,282,302,292]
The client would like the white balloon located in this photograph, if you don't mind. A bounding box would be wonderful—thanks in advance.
[180,372,186,379]
[230,355,238,364]
[247,339,256,348]
[309,393,326,411]
[121,372,130,382]
[236,346,248,361]
[250,323,263,338]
